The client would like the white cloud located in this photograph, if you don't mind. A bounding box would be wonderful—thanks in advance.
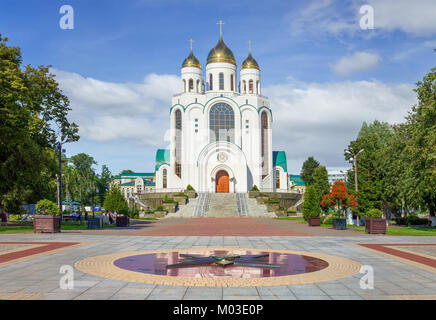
[53,69,180,146]
[331,51,381,76]
[54,69,417,175]
[368,0,436,36]
[264,80,416,173]
[286,0,436,37]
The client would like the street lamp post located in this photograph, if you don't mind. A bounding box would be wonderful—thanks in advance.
[87,187,99,218]
[56,137,71,222]
[353,149,364,226]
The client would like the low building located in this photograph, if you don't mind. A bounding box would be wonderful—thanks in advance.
[327,170,347,185]
[112,172,156,201]
[288,175,306,194]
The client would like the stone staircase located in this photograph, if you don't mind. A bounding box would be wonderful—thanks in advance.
[166,192,276,218]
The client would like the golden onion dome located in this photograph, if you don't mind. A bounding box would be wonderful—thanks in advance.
[206,37,236,65]
[182,50,202,69]
[241,52,259,70]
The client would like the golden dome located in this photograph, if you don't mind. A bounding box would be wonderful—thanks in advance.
[206,37,236,65]
[241,52,259,70]
[182,50,202,69]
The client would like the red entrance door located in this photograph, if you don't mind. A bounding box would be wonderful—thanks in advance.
[215,170,229,193]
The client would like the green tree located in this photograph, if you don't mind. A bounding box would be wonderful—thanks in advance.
[96,165,112,206]
[0,35,79,212]
[312,166,330,202]
[69,153,97,206]
[300,156,320,186]
[103,186,128,215]
[302,185,320,221]
[404,65,436,216]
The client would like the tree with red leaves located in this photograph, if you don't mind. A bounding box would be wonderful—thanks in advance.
[321,180,357,218]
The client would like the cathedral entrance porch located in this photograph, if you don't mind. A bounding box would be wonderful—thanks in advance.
[215,170,229,193]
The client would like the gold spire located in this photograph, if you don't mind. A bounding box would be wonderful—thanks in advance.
[182,39,202,69]
[206,20,236,65]
[241,40,259,70]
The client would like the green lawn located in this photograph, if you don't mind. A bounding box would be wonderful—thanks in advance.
[132,217,157,221]
[0,221,116,234]
[274,216,304,221]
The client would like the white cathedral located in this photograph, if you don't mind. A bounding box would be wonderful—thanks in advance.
[154,25,289,193]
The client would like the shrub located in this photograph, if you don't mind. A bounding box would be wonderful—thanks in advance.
[397,215,429,226]
[363,209,383,219]
[163,195,177,203]
[265,198,279,204]
[186,184,194,191]
[302,185,321,221]
[36,199,60,216]
[174,192,187,197]
[255,192,268,198]
[103,187,129,215]
[155,205,164,211]
[251,185,259,191]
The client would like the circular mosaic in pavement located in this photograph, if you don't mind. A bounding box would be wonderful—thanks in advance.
[75,248,362,287]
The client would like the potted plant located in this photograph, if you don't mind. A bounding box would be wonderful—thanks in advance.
[34,199,61,233]
[364,209,386,234]
[173,192,188,205]
[185,185,196,198]
[154,205,168,218]
[255,192,269,205]
[162,195,178,213]
[303,186,321,226]
[321,180,356,230]
[248,185,260,198]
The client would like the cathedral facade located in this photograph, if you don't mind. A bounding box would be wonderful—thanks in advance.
[154,31,289,193]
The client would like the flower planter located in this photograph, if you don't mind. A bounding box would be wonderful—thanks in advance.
[366,218,386,234]
[162,202,178,213]
[33,215,61,233]
[154,210,167,218]
[116,216,130,227]
[185,190,196,198]
[173,196,187,206]
[275,210,286,217]
[256,196,269,204]
[333,218,347,230]
[248,191,260,198]
[87,217,103,229]
[308,217,321,227]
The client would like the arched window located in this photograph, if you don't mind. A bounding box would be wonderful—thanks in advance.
[219,73,224,90]
[183,79,186,93]
[188,79,193,92]
[243,80,247,94]
[175,109,182,178]
[276,169,280,189]
[261,111,269,179]
[249,80,254,94]
[230,74,234,91]
[196,79,200,93]
[163,169,167,189]
[209,74,213,91]
[209,103,235,143]
[256,80,259,95]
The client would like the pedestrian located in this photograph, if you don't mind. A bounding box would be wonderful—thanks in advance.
[1,209,7,227]
[108,211,113,225]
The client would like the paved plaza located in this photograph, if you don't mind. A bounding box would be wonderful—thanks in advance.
[0,218,435,300]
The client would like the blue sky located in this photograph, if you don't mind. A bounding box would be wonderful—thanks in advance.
[1,0,436,175]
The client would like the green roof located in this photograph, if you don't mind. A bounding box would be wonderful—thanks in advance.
[289,174,305,186]
[272,151,287,172]
[155,149,170,171]
[114,172,154,179]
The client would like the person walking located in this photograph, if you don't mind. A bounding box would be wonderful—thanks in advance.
[108,211,113,225]
[1,209,7,227]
